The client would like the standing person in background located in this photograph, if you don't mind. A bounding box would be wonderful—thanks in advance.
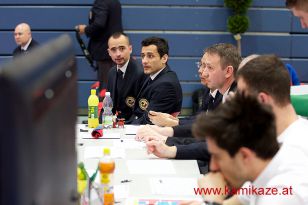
[76,0,123,91]
[107,32,145,121]
[13,23,39,58]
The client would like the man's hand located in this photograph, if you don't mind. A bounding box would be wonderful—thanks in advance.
[149,125,174,137]
[198,172,228,203]
[76,25,87,35]
[135,125,167,142]
[146,140,177,158]
[149,111,179,127]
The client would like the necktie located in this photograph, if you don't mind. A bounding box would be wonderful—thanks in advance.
[117,70,124,89]
[115,70,124,107]
[207,94,215,111]
[207,91,222,111]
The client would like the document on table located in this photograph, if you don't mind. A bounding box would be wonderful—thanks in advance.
[84,146,125,159]
[125,197,202,205]
[150,177,199,196]
[126,160,176,175]
[124,125,140,135]
[113,139,146,149]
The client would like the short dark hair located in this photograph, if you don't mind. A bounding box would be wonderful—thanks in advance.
[193,93,279,159]
[141,36,169,58]
[109,32,130,44]
[286,0,308,11]
[204,43,241,75]
[237,54,291,107]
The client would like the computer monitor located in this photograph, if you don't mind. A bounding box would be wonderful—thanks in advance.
[0,35,78,205]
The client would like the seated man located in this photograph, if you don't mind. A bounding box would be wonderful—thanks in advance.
[107,32,145,121]
[128,37,182,124]
[138,44,240,173]
[186,93,308,205]
[148,60,221,127]
[13,23,39,57]
[183,54,308,205]
[137,43,240,142]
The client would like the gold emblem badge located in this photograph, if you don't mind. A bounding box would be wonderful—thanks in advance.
[139,98,149,111]
[125,96,135,107]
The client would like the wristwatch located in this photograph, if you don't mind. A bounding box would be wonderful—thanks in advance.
[203,201,222,205]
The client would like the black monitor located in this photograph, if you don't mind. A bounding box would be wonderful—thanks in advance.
[0,35,78,205]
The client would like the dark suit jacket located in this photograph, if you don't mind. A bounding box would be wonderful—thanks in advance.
[173,81,237,138]
[85,0,123,61]
[107,58,145,120]
[12,39,39,58]
[178,86,211,126]
[162,81,238,171]
[129,65,183,125]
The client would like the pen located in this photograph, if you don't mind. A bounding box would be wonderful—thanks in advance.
[121,179,132,183]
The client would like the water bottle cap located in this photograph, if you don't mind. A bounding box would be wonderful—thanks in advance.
[105,92,110,96]
[91,89,96,95]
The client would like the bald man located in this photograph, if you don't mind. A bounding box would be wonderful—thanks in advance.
[13,23,39,57]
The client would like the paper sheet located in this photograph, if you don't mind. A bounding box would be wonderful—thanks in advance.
[125,197,202,205]
[126,160,176,175]
[84,146,125,159]
[114,184,129,200]
[113,139,146,149]
[150,177,199,196]
[124,125,140,135]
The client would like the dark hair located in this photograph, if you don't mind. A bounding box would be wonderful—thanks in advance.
[204,43,241,75]
[141,36,169,58]
[237,54,291,107]
[109,32,130,44]
[193,93,279,159]
[286,0,308,10]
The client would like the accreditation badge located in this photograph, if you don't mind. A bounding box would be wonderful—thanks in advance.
[125,96,135,107]
[139,98,149,111]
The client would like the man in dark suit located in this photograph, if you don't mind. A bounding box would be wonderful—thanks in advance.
[148,60,223,127]
[76,0,123,90]
[12,23,39,58]
[128,37,183,125]
[107,32,145,121]
[141,43,241,172]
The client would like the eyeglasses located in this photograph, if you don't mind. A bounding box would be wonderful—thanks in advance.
[196,61,206,69]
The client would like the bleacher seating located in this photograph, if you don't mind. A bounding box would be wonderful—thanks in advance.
[0,0,308,114]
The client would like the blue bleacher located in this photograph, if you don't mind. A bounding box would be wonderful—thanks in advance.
[1,0,308,111]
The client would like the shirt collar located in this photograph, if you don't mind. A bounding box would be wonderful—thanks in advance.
[210,89,218,98]
[21,38,32,51]
[150,66,165,80]
[117,59,130,77]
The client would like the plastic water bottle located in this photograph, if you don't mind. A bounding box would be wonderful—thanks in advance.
[99,148,115,205]
[102,92,113,129]
[88,89,99,128]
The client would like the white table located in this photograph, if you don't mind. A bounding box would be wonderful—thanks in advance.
[76,124,203,204]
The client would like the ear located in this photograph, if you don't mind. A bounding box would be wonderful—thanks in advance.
[128,45,132,54]
[257,92,271,104]
[107,48,111,57]
[161,54,168,64]
[238,147,254,165]
[225,65,234,78]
